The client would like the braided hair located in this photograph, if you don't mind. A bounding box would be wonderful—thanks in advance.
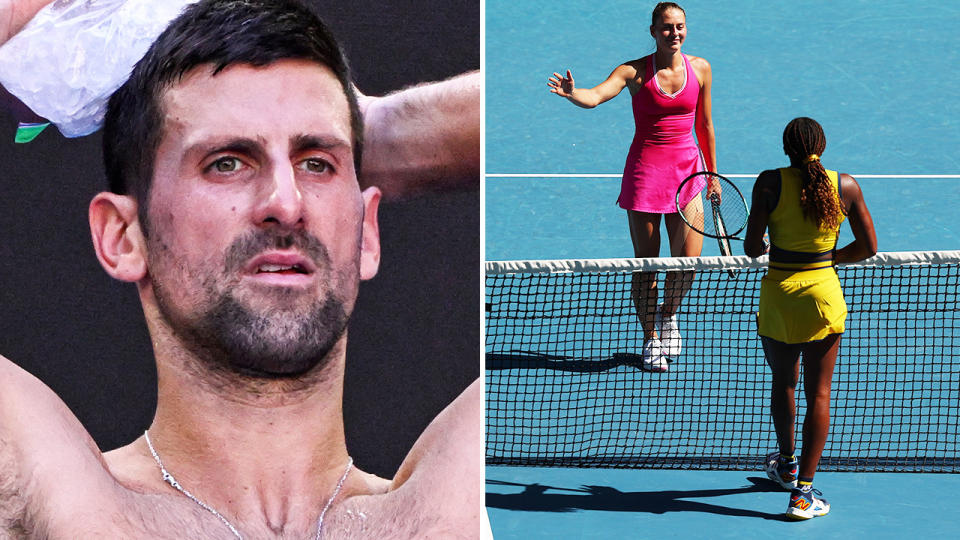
[782,117,842,230]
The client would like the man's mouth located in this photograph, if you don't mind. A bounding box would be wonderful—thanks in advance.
[257,263,309,274]
[243,252,318,286]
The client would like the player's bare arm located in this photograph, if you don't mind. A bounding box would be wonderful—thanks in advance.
[547,63,634,109]
[744,170,778,258]
[691,55,716,174]
[0,0,52,45]
[323,378,482,538]
[834,173,877,264]
[358,71,480,201]
[0,356,187,539]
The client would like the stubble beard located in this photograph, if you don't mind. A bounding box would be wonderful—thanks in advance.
[150,229,358,380]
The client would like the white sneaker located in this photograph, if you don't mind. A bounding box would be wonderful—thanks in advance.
[764,451,798,490]
[786,488,830,520]
[655,304,682,358]
[641,338,668,372]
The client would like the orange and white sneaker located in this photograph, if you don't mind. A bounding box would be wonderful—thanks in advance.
[786,487,830,520]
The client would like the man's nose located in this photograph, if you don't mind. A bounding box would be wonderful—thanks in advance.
[255,163,304,228]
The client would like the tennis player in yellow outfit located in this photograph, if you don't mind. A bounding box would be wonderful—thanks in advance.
[744,117,877,520]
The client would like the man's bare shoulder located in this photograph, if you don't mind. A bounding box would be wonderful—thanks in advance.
[1,356,240,539]
[391,377,482,489]
[1,357,74,536]
[0,355,120,537]
[0,433,31,538]
[393,377,482,534]
[1,357,169,538]
[330,378,483,538]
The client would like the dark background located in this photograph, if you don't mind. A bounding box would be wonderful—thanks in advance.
[0,0,479,478]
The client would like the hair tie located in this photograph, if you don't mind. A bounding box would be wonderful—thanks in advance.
[803,154,820,164]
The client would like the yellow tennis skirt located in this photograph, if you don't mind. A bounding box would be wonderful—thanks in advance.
[758,266,847,344]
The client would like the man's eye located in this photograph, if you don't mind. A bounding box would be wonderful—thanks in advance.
[300,158,331,174]
[211,157,242,173]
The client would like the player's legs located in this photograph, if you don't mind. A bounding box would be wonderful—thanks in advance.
[662,196,702,316]
[666,192,704,255]
[765,334,838,520]
[797,333,840,479]
[627,210,669,371]
[762,336,802,456]
[627,210,662,341]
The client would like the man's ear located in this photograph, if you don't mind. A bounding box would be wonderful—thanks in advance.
[89,192,148,282]
[359,186,381,281]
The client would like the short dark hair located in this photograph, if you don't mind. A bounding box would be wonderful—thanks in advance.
[103,0,363,233]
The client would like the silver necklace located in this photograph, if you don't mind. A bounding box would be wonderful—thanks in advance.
[144,430,353,540]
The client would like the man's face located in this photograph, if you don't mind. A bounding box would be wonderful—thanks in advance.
[143,59,379,377]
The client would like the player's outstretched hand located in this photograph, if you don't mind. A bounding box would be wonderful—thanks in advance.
[548,69,575,97]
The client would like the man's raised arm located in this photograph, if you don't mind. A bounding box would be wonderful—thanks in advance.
[358,70,480,201]
[0,356,44,536]
[0,356,124,538]
[0,0,52,45]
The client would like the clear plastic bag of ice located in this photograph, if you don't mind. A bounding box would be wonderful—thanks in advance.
[0,0,192,137]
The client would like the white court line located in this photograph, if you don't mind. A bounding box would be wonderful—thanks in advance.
[487,173,960,179]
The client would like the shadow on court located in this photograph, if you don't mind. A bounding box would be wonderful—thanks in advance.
[487,352,668,372]
[486,476,786,520]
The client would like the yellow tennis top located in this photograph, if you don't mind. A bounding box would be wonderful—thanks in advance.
[759,167,848,343]
[768,167,845,255]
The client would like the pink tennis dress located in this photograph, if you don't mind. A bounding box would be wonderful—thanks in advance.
[617,54,704,213]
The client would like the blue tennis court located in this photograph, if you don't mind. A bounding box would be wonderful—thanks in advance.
[485,0,960,537]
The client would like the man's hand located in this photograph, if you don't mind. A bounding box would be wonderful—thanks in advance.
[0,0,53,45]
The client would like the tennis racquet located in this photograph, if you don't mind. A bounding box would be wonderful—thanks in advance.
[676,171,749,277]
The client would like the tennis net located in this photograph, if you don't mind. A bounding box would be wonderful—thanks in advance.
[485,251,960,472]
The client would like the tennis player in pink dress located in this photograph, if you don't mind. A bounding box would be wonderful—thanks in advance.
[548,2,717,371]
